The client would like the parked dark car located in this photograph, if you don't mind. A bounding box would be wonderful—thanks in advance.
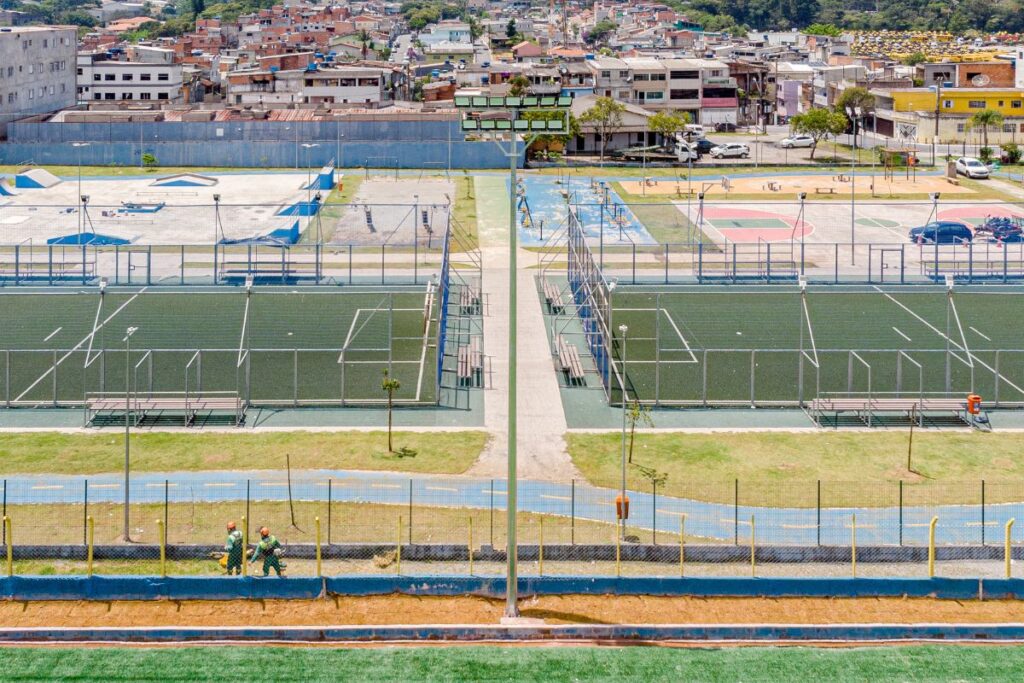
[909,221,973,244]
[694,138,719,153]
[714,122,738,133]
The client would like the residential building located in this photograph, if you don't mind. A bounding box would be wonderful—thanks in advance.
[0,25,77,135]
[77,51,184,102]
[871,87,1024,143]
[226,65,392,106]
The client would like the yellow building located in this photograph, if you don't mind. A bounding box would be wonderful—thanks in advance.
[872,87,1024,144]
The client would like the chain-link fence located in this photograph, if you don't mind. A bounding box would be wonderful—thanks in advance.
[1,475,1023,579]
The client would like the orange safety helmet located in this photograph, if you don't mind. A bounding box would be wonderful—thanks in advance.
[260,527,270,537]
[227,521,236,531]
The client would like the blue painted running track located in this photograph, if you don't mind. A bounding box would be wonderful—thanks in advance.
[1,470,1014,547]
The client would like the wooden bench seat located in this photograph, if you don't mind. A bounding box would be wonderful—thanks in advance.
[542,278,565,314]
[86,395,243,427]
[557,334,585,385]
[815,187,836,194]
[810,396,971,427]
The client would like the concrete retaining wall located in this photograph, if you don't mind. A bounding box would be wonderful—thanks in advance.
[0,575,1020,601]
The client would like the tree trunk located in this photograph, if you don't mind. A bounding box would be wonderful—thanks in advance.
[628,420,636,464]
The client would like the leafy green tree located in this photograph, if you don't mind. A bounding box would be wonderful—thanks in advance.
[835,87,876,148]
[968,109,1003,150]
[579,96,626,161]
[508,75,529,97]
[585,19,616,45]
[646,111,689,147]
[902,51,928,66]
[381,370,401,452]
[804,22,842,36]
[505,18,517,39]
[789,108,848,160]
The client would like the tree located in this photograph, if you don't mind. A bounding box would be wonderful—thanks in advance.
[508,74,530,97]
[646,111,689,148]
[190,0,204,14]
[585,19,616,45]
[835,87,876,148]
[968,109,1004,150]
[804,22,842,36]
[902,51,928,66]
[381,369,401,452]
[789,108,848,160]
[578,96,626,161]
[505,18,517,39]
[625,400,653,464]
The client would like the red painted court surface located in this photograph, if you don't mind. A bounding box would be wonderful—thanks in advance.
[701,207,814,243]
[938,205,1024,226]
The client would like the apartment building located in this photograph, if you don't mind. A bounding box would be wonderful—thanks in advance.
[0,25,77,135]
[872,87,1024,144]
[586,57,738,123]
[226,65,391,105]
[77,51,184,102]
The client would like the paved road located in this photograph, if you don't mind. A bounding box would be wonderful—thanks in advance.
[1,469,1015,546]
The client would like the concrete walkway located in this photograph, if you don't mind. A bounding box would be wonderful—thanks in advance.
[467,176,580,481]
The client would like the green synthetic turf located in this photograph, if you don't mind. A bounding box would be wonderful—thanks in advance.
[2,645,1022,682]
[0,288,439,403]
[610,285,1024,403]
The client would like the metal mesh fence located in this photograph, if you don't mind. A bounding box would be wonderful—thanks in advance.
[2,475,1023,579]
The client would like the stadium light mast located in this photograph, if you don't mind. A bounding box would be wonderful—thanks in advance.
[455,93,571,618]
[123,325,138,542]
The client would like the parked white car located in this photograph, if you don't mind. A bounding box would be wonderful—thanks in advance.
[709,143,750,159]
[955,157,990,179]
[778,134,815,148]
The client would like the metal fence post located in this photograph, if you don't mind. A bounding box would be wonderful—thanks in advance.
[570,479,575,546]
[734,479,739,545]
[83,479,89,546]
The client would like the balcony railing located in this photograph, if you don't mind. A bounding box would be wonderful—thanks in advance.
[701,97,738,108]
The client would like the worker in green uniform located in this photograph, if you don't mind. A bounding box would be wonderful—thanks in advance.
[224,521,243,575]
[251,526,285,577]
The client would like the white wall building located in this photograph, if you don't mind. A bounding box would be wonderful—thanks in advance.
[77,51,184,102]
[0,25,76,134]
[226,66,389,106]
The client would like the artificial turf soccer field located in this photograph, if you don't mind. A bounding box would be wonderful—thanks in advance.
[2,644,1021,682]
[609,285,1024,405]
[0,287,439,405]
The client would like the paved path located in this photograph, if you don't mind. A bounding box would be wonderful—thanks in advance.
[467,176,579,482]
[0,468,1010,546]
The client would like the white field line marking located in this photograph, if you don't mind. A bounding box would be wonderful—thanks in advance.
[481,490,507,496]
[14,288,147,404]
[661,308,699,364]
[970,326,992,341]
[31,485,63,490]
[539,494,572,502]
[371,484,402,490]
[426,486,458,493]
[892,327,912,342]
[203,482,237,488]
[720,518,753,526]
[966,521,999,527]
[259,482,287,487]
[781,524,818,529]
[874,286,1024,396]
[844,524,877,529]
[145,483,177,488]
[43,327,62,342]
[90,484,120,489]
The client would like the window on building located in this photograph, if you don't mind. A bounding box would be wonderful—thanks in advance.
[28,89,33,100]
[670,89,699,100]
[122,93,132,99]
[646,91,663,100]
[158,92,169,99]
[652,73,665,81]
[77,68,83,76]
[600,70,610,78]
[968,100,986,108]
[1014,101,1023,109]
[943,99,952,108]
[28,64,33,74]
[140,92,151,100]
[956,123,966,132]
[998,100,1005,107]
[633,73,649,81]
[670,70,699,79]
[94,74,100,81]
[94,93,102,100]
[618,70,628,78]
[158,73,169,81]
[1003,123,1014,132]
[104,74,115,81]
[141,73,151,81]
[104,93,115,100]
[123,73,133,81]
[43,39,47,48]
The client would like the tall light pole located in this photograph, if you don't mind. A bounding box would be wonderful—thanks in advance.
[618,323,628,540]
[123,325,138,542]
[302,143,319,208]
[72,142,90,238]
[846,105,863,265]
[454,94,571,618]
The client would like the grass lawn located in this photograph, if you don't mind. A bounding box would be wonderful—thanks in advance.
[452,172,479,251]
[2,645,1021,681]
[0,431,487,475]
[568,431,1024,507]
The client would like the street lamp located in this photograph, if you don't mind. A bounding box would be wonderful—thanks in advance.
[72,142,90,238]
[302,143,320,207]
[618,323,628,541]
[123,325,138,542]
[845,105,864,265]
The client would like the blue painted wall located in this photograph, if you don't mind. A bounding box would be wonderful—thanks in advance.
[0,120,525,169]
